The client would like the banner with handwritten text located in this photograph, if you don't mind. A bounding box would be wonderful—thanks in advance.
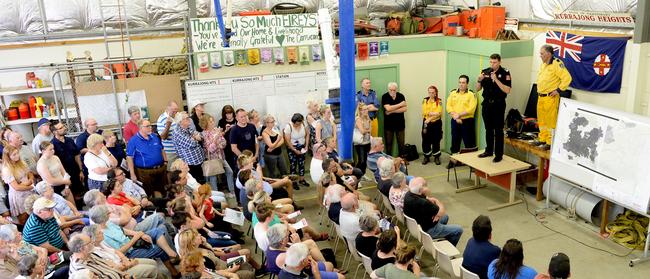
[191,14,320,52]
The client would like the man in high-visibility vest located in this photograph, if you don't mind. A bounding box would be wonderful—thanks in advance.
[536,45,572,149]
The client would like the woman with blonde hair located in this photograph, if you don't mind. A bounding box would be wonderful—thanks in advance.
[178,229,258,279]
[354,103,372,173]
[36,141,74,204]
[1,145,35,223]
[305,100,321,150]
[314,104,336,145]
[84,133,118,190]
[199,113,236,196]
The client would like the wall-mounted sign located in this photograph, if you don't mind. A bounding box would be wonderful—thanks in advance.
[190,14,320,52]
[553,10,634,26]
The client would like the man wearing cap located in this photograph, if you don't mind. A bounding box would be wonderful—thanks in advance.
[31,118,53,155]
[172,111,205,183]
[156,101,179,170]
[534,253,571,279]
[122,106,141,143]
[23,197,68,253]
[190,100,207,132]
[126,119,168,196]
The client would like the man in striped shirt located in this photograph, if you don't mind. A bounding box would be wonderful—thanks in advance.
[23,197,68,253]
[156,100,180,170]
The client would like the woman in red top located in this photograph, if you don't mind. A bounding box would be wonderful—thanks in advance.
[103,178,142,217]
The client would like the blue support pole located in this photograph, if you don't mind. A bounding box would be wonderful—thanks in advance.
[213,0,229,47]
[338,0,355,161]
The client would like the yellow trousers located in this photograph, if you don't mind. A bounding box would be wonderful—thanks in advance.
[371,118,379,137]
[537,95,560,144]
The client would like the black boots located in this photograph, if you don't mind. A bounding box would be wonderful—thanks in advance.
[433,155,441,165]
[422,156,430,165]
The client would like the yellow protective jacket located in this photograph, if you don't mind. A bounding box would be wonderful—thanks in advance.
[446,89,477,119]
[537,58,572,94]
[422,97,443,123]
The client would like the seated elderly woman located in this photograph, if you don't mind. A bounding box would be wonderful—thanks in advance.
[247,189,327,241]
[388,172,408,212]
[16,254,44,279]
[177,228,258,279]
[68,232,129,278]
[0,223,69,279]
[278,243,339,279]
[377,158,396,197]
[171,209,239,249]
[88,205,179,276]
[83,189,167,234]
[355,215,382,258]
[266,224,343,279]
[82,224,160,279]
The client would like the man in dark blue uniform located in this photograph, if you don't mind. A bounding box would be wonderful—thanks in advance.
[476,54,512,162]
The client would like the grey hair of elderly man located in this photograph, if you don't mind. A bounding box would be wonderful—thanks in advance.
[370,137,384,151]
[284,243,310,269]
[68,233,90,253]
[88,205,111,225]
[83,189,106,208]
[0,224,18,242]
[378,158,394,178]
[341,193,358,212]
[267,223,289,249]
[408,177,427,195]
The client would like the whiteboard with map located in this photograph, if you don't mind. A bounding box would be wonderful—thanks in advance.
[550,98,650,214]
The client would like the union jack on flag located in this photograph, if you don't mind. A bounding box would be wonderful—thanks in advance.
[545,31,584,62]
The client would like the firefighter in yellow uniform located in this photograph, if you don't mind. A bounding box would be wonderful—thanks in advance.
[536,45,572,148]
[446,75,478,168]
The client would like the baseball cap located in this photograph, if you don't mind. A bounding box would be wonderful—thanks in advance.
[548,252,570,278]
[32,197,56,212]
[37,118,50,128]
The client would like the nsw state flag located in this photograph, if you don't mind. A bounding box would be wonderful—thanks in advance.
[545,31,628,93]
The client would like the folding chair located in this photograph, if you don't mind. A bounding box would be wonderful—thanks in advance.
[333,224,350,264]
[344,237,364,276]
[460,266,480,279]
[435,244,463,279]
[403,214,422,243]
[446,147,477,189]
[358,252,374,279]
[381,194,395,218]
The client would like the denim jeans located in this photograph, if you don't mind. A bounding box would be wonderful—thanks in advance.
[426,214,463,246]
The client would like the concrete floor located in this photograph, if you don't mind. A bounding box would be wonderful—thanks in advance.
[240,153,650,279]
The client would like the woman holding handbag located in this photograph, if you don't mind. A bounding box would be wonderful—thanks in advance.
[354,103,372,174]
[200,114,235,197]
[421,85,443,165]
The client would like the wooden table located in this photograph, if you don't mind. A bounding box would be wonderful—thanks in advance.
[504,138,551,201]
[451,150,531,211]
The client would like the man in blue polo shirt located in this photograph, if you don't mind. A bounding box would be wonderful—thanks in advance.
[23,197,68,253]
[50,121,85,207]
[356,78,380,138]
[127,119,168,196]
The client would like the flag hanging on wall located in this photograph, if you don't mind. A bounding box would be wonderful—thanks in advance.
[545,31,628,93]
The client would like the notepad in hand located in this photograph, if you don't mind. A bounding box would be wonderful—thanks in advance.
[226,255,246,268]
[290,218,309,230]
[287,210,301,219]
[223,208,245,226]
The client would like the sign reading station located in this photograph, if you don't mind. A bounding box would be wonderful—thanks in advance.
[190,14,320,52]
